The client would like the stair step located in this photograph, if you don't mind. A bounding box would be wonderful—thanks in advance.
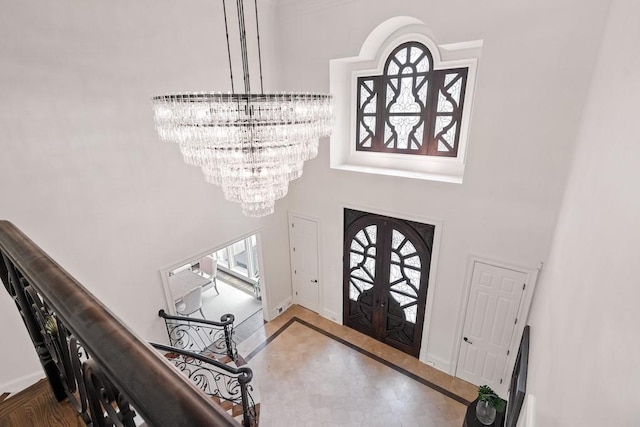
[234,403,260,427]
[231,403,244,417]
[253,403,261,427]
[216,355,233,364]
[235,354,247,367]
[161,348,259,425]
[218,399,234,411]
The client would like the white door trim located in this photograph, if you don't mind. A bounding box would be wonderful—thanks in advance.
[452,254,541,396]
[339,202,443,365]
[288,212,322,313]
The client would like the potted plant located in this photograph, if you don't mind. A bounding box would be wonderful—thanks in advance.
[475,385,506,425]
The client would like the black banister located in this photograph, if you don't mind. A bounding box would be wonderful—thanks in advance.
[158,308,235,327]
[150,343,257,427]
[0,220,237,426]
[158,309,237,360]
[150,343,253,380]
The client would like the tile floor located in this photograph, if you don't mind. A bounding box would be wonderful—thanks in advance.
[237,305,476,427]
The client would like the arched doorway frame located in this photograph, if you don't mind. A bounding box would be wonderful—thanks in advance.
[341,204,442,361]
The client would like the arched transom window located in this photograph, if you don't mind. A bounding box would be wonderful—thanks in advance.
[356,42,468,157]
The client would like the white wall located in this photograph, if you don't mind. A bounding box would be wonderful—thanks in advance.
[4,5,636,422]
[276,0,611,373]
[0,0,293,391]
[526,0,640,424]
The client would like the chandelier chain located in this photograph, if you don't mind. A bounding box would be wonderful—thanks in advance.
[236,0,251,94]
[221,0,235,94]
[254,0,264,94]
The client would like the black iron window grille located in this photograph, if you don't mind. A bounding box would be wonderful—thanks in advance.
[356,41,468,157]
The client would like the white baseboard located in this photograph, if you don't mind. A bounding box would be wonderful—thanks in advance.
[516,394,536,427]
[0,369,44,394]
[423,353,452,375]
[321,308,342,324]
[269,296,292,320]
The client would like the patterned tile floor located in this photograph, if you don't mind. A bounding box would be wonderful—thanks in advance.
[237,305,476,426]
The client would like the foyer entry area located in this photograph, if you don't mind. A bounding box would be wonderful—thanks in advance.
[238,305,476,426]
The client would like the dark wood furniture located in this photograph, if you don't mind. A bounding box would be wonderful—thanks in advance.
[463,398,505,427]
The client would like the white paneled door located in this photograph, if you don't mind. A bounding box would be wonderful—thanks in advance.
[289,215,320,313]
[456,262,526,389]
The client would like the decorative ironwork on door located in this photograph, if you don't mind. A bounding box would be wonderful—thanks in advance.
[343,209,434,357]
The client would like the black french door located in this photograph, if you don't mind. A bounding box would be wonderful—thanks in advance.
[343,209,434,357]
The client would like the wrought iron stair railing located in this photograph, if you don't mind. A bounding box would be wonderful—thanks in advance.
[0,220,238,426]
[158,309,237,361]
[151,343,259,427]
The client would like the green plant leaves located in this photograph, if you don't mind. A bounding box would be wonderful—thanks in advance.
[477,385,506,413]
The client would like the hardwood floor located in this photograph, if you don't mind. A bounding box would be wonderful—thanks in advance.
[0,379,84,427]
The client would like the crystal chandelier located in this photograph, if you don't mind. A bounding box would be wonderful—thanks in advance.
[152,0,332,217]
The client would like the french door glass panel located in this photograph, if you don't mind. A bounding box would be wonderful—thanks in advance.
[344,209,434,357]
[230,239,248,276]
[215,248,229,268]
[214,235,259,284]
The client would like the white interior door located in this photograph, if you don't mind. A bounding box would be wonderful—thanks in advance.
[456,262,526,389]
[289,215,320,312]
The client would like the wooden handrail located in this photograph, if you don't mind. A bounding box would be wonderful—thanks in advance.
[158,308,235,327]
[0,220,237,426]
[150,343,253,381]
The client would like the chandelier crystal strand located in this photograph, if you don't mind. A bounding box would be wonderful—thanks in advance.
[152,92,332,216]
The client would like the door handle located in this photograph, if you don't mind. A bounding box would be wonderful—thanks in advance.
[311,279,318,283]
[463,336,473,345]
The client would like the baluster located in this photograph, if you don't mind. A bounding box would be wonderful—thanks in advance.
[0,253,66,401]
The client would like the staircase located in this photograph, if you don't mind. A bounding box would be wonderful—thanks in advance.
[154,310,260,427]
[0,314,261,427]
[0,220,251,426]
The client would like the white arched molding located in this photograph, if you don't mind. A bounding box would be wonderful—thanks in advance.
[329,17,482,183]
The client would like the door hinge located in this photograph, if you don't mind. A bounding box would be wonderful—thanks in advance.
[296,291,298,295]
[500,379,503,384]
[507,350,510,356]
[294,270,297,274]
[514,318,518,324]
[293,247,296,252]
[523,283,526,290]
[291,223,295,228]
